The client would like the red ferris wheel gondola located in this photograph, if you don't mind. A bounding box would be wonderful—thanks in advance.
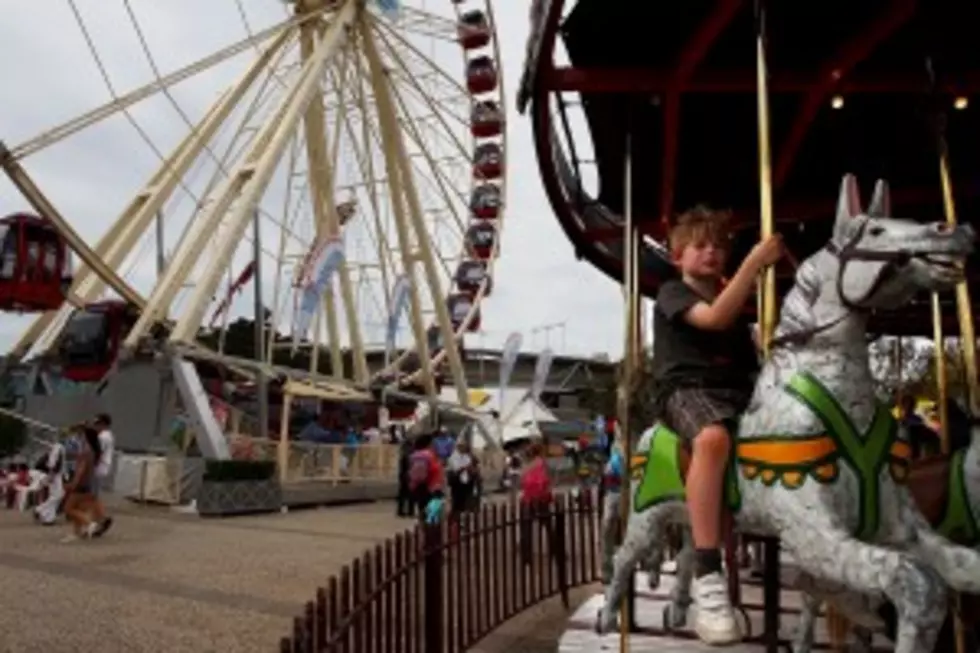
[0,213,72,312]
[466,56,499,95]
[455,260,493,296]
[457,10,491,50]
[58,299,139,383]
[471,101,503,138]
[473,143,504,180]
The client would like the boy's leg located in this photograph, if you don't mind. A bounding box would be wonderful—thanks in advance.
[666,390,740,645]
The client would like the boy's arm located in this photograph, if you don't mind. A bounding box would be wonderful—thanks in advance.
[685,259,763,331]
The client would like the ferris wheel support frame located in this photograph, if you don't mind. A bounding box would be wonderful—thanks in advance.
[361,18,439,400]
[113,2,354,350]
[168,2,359,344]
[16,26,298,361]
[297,15,370,384]
[0,144,144,308]
[362,15,471,409]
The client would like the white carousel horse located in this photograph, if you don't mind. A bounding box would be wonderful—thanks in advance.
[597,175,980,653]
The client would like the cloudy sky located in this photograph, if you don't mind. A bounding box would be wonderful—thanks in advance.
[0,0,627,360]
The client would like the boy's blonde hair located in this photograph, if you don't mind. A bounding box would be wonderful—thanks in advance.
[668,205,733,258]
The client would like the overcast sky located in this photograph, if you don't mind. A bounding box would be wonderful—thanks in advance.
[0,0,627,360]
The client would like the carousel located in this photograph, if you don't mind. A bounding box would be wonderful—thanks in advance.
[521,0,980,652]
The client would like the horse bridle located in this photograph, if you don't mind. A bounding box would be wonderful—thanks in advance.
[769,220,912,349]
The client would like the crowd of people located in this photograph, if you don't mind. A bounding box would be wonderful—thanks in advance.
[0,413,115,543]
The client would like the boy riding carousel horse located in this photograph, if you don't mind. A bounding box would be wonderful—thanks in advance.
[652,206,783,644]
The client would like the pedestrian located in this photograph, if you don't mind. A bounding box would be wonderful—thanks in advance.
[447,440,477,522]
[33,431,68,525]
[395,438,415,518]
[519,439,554,565]
[62,426,101,542]
[407,434,445,524]
[89,413,114,537]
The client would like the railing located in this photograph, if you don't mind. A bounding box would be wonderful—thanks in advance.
[279,491,600,652]
[226,439,508,486]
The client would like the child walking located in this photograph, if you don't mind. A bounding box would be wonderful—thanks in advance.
[652,206,782,644]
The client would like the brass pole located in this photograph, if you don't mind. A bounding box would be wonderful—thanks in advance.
[755,10,776,355]
[617,128,637,652]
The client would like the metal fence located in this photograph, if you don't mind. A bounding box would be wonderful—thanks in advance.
[280,491,601,652]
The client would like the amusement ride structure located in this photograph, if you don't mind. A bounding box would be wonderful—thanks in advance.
[0,0,508,450]
[521,0,980,651]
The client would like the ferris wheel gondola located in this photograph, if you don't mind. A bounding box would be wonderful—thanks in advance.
[0,213,72,312]
[0,0,509,413]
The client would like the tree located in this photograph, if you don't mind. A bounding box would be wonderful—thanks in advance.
[0,411,26,458]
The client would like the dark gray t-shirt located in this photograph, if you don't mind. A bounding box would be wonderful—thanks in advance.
[652,279,759,395]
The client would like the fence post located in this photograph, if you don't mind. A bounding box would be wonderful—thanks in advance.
[423,522,444,653]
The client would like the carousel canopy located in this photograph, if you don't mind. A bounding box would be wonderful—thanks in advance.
[538,0,979,335]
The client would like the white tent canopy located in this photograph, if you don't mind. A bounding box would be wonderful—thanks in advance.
[411,386,558,448]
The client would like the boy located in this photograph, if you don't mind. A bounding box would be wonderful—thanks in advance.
[652,206,782,644]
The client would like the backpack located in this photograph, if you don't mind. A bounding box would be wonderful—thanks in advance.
[408,450,432,492]
[521,460,552,504]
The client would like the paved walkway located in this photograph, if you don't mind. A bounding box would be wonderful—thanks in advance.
[0,496,583,653]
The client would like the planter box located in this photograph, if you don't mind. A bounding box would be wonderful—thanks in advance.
[197,478,282,517]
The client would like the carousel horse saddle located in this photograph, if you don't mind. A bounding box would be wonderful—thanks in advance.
[631,372,915,540]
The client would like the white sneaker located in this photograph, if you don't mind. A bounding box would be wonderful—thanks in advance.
[60,533,80,544]
[692,571,741,645]
[83,522,98,538]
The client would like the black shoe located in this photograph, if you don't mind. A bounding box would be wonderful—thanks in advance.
[93,517,113,538]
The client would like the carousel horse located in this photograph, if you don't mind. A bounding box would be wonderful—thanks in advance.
[599,442,681,586]
[597,175,980,653]
[791,422,980,653]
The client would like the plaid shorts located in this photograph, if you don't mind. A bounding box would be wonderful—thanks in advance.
[663,387,750,442]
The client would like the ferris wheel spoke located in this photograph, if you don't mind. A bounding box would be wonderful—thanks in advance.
[265,135,306,363]
[385,69,468,250]
[49,23,296,349]
[7,17,305,161]
[362,18,470,406]
[300,26,371,383]
[372,17,468,99]
[393,7,459,43]
[297,20,349,379]
[326,60,398,318]
[27,28,295,357]
[158,0,358,346]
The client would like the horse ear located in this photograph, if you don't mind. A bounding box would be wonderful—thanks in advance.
[868,179,891,217]
[834,174,862,241]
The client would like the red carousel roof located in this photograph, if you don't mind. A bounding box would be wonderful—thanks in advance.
[521,0,980,336]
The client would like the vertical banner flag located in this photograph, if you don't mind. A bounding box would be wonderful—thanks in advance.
[498,332,523,410]
[528,347,554,431]
[293,237,345,347]
[530,347,554,403]
[385,274,411,363]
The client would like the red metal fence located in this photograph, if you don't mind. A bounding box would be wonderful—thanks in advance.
[280,491,601,652]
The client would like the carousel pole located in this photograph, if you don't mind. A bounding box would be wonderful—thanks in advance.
[754,0,776,354]
[753,4,786,648]
[618,120,638,651]
[926,56,972,653]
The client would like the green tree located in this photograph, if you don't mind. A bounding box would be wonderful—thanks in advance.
[0,411,26,458]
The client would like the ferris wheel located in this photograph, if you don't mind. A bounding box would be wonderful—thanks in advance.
[0,0,508,411]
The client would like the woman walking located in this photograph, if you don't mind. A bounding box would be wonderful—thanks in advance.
[61,426,101,543]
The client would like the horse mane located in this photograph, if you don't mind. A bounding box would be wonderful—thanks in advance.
[772,253,824,341]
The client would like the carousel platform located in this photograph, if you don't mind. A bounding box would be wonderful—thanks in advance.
[559,561,892,652]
